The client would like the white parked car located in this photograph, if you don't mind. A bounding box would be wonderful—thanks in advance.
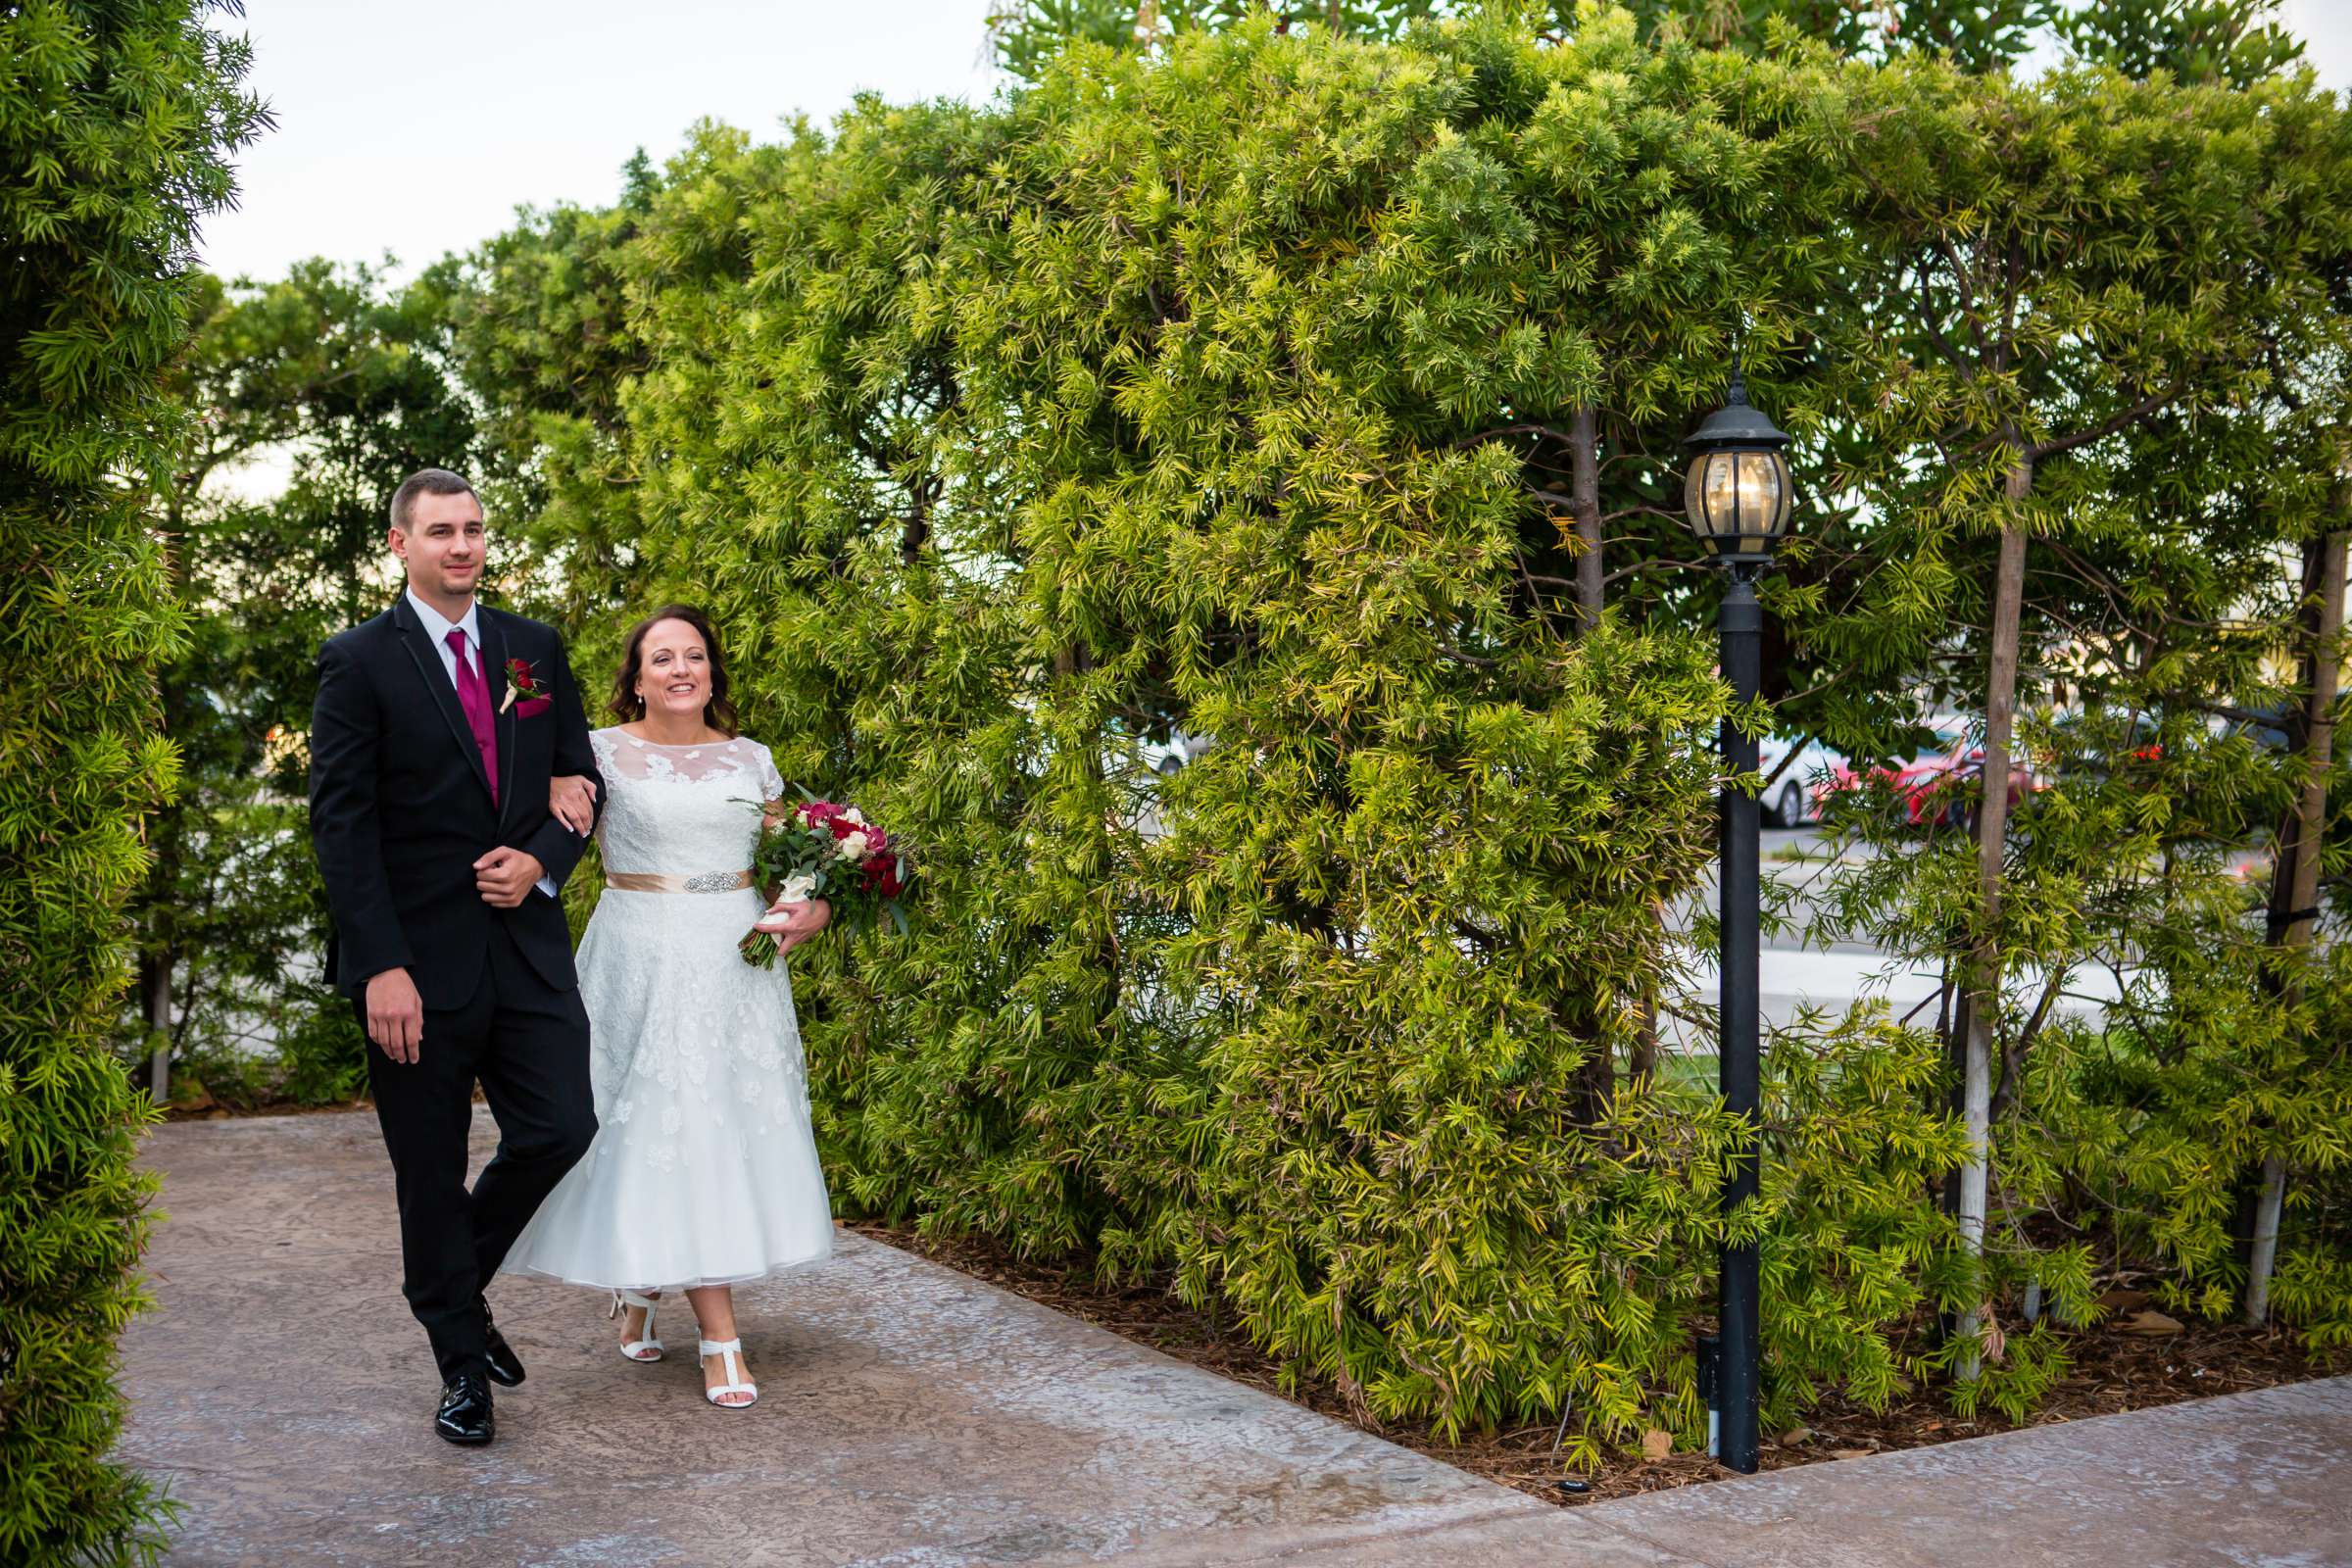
[1140,729,1213,777]
[1757,735,1848,827]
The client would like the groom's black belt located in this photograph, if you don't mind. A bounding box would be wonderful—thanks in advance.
[604,870,754,894]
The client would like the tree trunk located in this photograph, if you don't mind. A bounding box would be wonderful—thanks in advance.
[142,951,172,1106]
[141,484,191,1109]
[2247,521,2346,1326]
[1568,407,1602,632]
[2263,531,2330,949]
[902,472,938,564]
[2244,1153,2287,1328]
[1956,457,2033,1381]
[1939,982,1969,1219]
[1563,404,1619,1110]
[1564,999,1615,1124]
[1630,902,1661,1087]
[1133,0,1162,46]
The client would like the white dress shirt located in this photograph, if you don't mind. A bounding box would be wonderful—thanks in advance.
[405,587,559,899]
[405,587,485,692]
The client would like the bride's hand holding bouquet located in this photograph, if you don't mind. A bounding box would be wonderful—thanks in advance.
[741,799,910,967]
[758,895,831,958]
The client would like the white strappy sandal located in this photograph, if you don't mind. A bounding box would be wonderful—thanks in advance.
[700,1338,758,1408]
[609,1290,664,1362]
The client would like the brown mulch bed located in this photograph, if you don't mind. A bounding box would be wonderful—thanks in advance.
[852,1221,2347,1507]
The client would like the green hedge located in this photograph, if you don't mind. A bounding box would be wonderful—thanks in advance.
[572,18,1987,1449]
[0,3,264,1561]
[430,7,2352,1450]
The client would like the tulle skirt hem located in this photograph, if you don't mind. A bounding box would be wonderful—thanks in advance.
[495,873,836,1298]
[499,1238,835,1296]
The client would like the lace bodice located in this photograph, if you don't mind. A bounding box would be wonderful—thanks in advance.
[591,727,784,878]
[503,725,832,1295]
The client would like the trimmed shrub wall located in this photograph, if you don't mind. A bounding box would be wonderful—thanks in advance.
[438,9,2352,1448]
[0,3,265,1560]
[593,18,1976,1449]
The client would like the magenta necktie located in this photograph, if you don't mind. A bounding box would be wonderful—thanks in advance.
[446,628,500,806]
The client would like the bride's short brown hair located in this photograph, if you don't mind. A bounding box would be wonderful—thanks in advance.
[609,604,741,735]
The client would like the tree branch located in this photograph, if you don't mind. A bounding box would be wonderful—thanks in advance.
[1600,558,1695,587]
[2030,386,2179,464]
[1990,962,2071,1122]
[1912,261,1972,381]
[1598,504,1690,528]
[1454,423,1573,450]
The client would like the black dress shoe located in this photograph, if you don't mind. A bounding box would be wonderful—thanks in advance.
[481,1301,525,1388]
[435,1373,495,1446]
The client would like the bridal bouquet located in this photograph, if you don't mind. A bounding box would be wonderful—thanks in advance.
[739,798,910,967]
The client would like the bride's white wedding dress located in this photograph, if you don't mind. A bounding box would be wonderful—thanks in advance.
[502,728,833,1291]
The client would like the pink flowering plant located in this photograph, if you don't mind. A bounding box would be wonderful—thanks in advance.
[739,797,910,966]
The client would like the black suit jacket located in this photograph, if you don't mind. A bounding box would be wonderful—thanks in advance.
[310,597,605,1010]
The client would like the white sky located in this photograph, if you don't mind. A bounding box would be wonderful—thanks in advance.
[2280,0,2352,90]
[197,1,2352,286]
[195,0,1005,283]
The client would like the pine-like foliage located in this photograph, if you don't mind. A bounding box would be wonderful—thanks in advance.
[126,262,476,1109]
[1798,44,2352,1401]
[574,16,1976,1451]
[422,157,658,638]
[985,0,2055,84]
[0,3,265,1561]
[433,3,2352,1455]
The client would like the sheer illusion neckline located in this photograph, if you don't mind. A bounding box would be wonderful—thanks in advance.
[606,729,741,750]
[592,728,779,793]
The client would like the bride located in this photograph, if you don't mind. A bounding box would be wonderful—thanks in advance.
[501,604,834,1407]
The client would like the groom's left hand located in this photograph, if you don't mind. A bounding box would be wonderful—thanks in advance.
[474,847,548,908]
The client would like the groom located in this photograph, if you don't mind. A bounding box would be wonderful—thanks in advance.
[309,468,602,1446]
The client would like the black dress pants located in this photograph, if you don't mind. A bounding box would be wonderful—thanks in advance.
[362,919,596,1382]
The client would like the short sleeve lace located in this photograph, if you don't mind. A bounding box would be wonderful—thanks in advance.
[756,744,786,804]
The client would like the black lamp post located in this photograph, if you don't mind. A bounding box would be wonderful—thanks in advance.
[1683,361,1793,1476]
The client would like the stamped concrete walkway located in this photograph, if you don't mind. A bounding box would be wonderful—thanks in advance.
[122,1111,2351,1567]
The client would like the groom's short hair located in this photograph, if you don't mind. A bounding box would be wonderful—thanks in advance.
[388,468,478,533]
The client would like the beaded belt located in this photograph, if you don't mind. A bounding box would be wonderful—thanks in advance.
[604,870,754,894]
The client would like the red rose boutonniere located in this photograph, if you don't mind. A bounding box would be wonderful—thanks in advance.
[500,658,547,714]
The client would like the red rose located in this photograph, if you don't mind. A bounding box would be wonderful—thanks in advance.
[500,658,546,713]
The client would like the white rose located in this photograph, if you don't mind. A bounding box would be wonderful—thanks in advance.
[841,807,867,826]
[837,831,872,862]
[778,871,817,905]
